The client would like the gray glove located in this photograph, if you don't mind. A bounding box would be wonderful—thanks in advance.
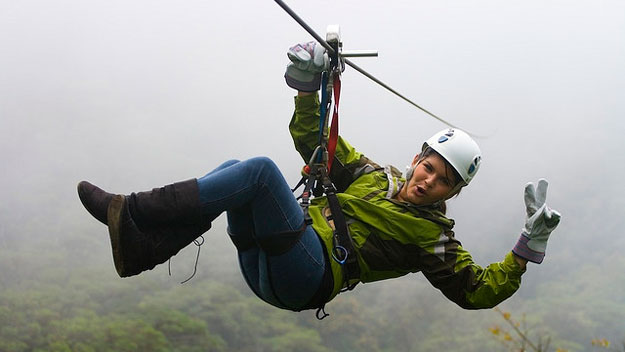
[512,179,562,264]
[284,41,328,92]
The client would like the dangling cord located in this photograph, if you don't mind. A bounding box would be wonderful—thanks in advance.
[168,236,205,284]
[315,304,330,320]
[180,236,204,284]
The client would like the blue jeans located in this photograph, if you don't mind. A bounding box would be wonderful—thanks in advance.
[197,157,326,310]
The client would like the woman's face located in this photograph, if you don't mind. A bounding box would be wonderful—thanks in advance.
[395,153,456,206]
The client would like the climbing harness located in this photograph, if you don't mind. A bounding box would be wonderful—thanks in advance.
[290,25,362,320]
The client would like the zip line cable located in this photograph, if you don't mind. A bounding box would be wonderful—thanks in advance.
[341,58,461,129]
[274,0,474,134]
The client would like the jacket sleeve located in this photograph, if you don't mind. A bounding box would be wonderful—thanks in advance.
[421,240,525,309]
[289,93,381,192]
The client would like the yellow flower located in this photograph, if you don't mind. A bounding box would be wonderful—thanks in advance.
[489,326,501,335]
[503,312,511,320]
[503,333,512,341]
[591,339,611,348]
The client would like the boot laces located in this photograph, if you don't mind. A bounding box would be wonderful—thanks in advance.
[167,236,205,284]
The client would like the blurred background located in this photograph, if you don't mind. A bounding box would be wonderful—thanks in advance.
[1,0,624,351]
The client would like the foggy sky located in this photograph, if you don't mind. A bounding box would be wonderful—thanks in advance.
[1,0,624,318]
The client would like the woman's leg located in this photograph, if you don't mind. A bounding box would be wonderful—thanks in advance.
[197,157,303,233]
[197,157,326,310]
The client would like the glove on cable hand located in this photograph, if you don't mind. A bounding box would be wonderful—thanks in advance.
[512,179,562,264]
[284,41,328,92]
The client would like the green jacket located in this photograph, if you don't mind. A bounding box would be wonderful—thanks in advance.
[289,93,525,309]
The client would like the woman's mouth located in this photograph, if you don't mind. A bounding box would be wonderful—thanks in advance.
[415,185,427,196]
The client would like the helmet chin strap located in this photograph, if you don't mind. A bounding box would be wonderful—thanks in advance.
[443,182,466,201]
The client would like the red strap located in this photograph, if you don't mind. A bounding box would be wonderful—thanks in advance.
[327,74,341,172]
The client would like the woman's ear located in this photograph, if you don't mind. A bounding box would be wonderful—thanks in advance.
[411,154,420,167]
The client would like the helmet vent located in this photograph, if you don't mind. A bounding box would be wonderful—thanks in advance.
[467,156,481,176]
[438,129,455,143]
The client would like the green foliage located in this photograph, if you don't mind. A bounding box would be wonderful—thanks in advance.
[1,219,624,352]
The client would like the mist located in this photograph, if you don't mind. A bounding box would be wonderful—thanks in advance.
[1,0,624,350]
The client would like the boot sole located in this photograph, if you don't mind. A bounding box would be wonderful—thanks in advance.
[107,195,126,277]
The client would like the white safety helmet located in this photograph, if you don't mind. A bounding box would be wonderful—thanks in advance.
[422,128,482,186]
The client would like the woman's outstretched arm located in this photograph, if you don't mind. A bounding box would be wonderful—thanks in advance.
[288,92,383,192]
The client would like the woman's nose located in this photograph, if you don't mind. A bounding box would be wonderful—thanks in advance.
[424,175,434,188]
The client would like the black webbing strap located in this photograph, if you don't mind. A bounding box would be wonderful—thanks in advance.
[321,170,360,286]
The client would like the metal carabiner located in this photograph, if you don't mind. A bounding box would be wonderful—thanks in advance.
[332,245,348,264]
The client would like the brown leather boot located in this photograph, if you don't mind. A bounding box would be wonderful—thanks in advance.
[80,179,212,277]
[106,194,213,277]
[78,179,204,229]
[128,180,204,229]
[107,195,155,277]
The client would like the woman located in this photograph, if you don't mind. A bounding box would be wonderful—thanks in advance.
[77,42,561,313]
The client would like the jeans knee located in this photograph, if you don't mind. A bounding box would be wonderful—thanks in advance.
[247,156,280,175]
[249,156,276,167]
